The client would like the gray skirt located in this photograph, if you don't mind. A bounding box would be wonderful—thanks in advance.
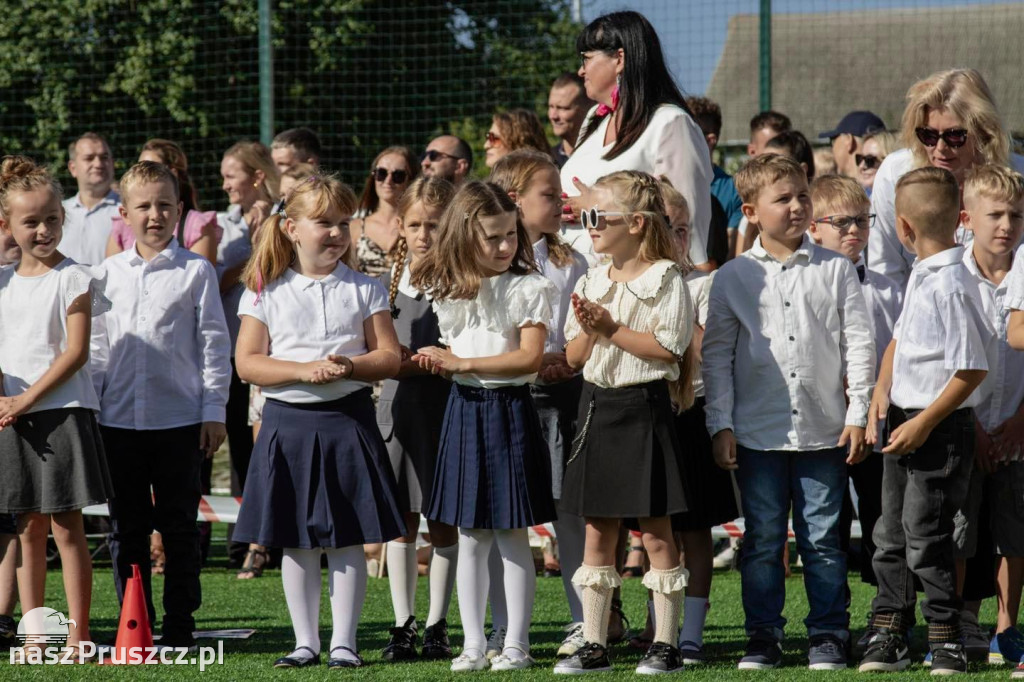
[0,407,114,514]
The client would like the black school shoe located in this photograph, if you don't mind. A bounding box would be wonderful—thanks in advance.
[636,642,685,674]
[553,642,613,674]
[929,641,967,675]
[421,618,452,660]
[858,630,911,672]
[381,616,418,661]
[274,646,321,668]
[0,615,16,651]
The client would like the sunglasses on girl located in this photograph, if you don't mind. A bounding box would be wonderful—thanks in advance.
[855,154,882,169]
[373,167,408,183]
[915,127,969,149]
[580,206,628,230]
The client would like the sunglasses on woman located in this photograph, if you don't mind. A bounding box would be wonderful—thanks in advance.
[372,167,408,183]
[485,131,502,145]
[580,206,628,230]
[855,154,882,169]
[915,127,969,149]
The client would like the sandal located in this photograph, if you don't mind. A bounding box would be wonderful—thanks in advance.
[607,598,631,645]
[237,547,270,579]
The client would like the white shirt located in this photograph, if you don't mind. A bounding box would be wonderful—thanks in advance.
[533,238,589,353]
[561,104,712,266]
[92,240,231,428]
[685,269,715,398]
[434,271,556,389]
[973,247,1024,433]
[216,206,252,354]
[890,246,995,410]
[857,261,904,452]
[239,263,389,403]
[0,259,105,413]
[702,235,875,451]
[60,191,120,266]
[564,260,693,388]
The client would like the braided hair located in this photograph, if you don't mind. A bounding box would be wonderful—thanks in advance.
[388,176,456,314]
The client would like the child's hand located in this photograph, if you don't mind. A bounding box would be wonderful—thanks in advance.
[413,346,467,376]
[578,300,618,338]
[302,360,344,384]
[200,422,227,459]
[326,354,355,380]
[246,200,272,237]
[840,425,868,464]
[865,387,890,446]
[975,425,998,473]
[882,413,931,456]
[538,352,574,383]
[0,395,29,427]
[0,415,16,430]
[712,429,738,470]
[571,293,596,334]
[991,411,1024,464]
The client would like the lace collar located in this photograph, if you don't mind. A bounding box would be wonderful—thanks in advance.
[583,259,678,302]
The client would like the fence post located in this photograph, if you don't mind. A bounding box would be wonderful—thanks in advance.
[759,0,771,112]
[258,0,274,145]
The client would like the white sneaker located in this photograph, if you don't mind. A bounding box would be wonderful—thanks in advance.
[486,626,507,660]
[712,539,739,570]
[451,649,489,672]
[490,647,534,671]
[558,623,586,658]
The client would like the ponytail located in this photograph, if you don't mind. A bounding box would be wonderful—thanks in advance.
[241,213,292,294]
[0,155,63,218]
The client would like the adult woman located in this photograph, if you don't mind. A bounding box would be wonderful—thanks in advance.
[868,68,1024,288]
[351,146,417,278]
[484,109,551,168]
[560,11,712,267]
[857,130,898,195]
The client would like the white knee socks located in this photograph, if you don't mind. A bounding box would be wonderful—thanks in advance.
[573,565,621,647]
[386,540,418,626]
[326,545,367,660]
[281,548,323,654]
[643,566,688,646]
[494,528,535,654]
[553,512,586,624]
[426,543,458,628]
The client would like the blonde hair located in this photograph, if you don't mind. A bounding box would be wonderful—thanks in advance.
[388,176,456,311]
[894,167,960,239]
[592,170,695,412]
[283,162,316,184]
[901,69,1010,170]
[223,141,280,205]
[813,148,837,176]
[862,130,900,159]
[963,164,1024,209]
[242,174,357,291]
[657,175,695,272]
[734,153,807,204]
[0,155,63,218]
[492,109,552,156]
[810,174,870,218]
[410,180,536,301]
[488,149,576,268]
[119,160,179,203]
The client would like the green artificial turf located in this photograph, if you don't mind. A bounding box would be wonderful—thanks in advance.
[0,530,1015,679]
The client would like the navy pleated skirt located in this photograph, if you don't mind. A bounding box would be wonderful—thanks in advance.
[427,383,556,530]
[233,389,406,549]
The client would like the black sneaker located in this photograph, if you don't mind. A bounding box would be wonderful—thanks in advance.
[381,616,418,662]
[855,613,879,658]
[0,615,15,651]
[960,611,989,663]
[858,630,911,672]
[929,641,967,676]
[421,618,452,660]
[553,641,613,674]
[738,631,783,670]
[636,642,684,674]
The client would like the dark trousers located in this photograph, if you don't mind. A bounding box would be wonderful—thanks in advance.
[103,424,203,641]
[841,451,883,585]
[226,360,254,562]
[871,407,974,630]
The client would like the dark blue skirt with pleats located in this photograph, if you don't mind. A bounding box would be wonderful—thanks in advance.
[427,383,556,530]
[234,389,406,549]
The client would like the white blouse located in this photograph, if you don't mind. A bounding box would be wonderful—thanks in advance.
[560,104,712,267]
[534,238,589,353]
[433,271,556,389]
[238,264,390,403]
[564,259,693,388]
[685,269,714,398]
[0,259,107,413]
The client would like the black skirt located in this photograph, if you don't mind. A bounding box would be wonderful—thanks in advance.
[560,381,688,519]
[670,397,739,531]
[234,389,405,549]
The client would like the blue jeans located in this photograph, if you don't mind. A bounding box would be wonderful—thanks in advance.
[735,446,850,640]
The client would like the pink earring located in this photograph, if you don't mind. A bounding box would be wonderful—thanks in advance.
[596,74,621,118]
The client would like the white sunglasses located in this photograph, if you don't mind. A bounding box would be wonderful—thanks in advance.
[580,205,628,230]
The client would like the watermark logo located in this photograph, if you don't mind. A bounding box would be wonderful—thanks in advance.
[16,607,76,649]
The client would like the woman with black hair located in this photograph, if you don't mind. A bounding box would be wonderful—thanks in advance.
[560,11,712,269]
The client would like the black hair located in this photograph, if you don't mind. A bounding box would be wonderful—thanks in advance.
[749,110,792,135]
[452,136,473,171]
[765,130,816,180]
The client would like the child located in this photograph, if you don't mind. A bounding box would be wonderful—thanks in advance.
[0,156,114,659]
[0,513,15,651]
[410,180,557,672]
[703,154,875,671]
[0,232,20,265]
[861,167,995,675]
[377,176,459,661]
[554,170,694,675]
[91,161,231,650]
[232,173,405,669]
[965,165,1024,667]
[489,150,590,658]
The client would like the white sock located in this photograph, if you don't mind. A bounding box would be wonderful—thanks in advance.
[426,543,458,627]
[386,540,417,626]
[487,543,507,630]
[643,566,688,646]
[495,528,535,654]
[281,548,322,655]
[457,528,494,655]
[553,511,586,624]
[573,565,621,647]
[680,596,709,647]
[325,545,367,660]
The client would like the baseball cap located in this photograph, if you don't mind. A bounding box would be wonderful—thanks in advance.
[819,111,886,139]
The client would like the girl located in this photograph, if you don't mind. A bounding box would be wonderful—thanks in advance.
[410,181,557,671]
[377,176,459,661]
[351,146,418,277]
[489,150,590,658]
[0,156,113,661]
[233,174,405,669]
[554,170,694,675]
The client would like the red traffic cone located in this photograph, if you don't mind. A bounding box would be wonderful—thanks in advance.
[104,564,154,664]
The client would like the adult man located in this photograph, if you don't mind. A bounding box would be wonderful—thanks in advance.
[420,135,472,184]
[61,132,118,265]
[818,111,886,178]
[748,110,792,158]
[270,127,322,173]
[547,72,594,168]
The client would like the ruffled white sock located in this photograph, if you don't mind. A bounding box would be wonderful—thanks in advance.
[457,528,494,656]
[281,548,322,655]
[386,540,417,626]
[553,512,586,623]
[495,529,535,654]
[573,564,621,647]
[644,566,688,646]
[426,543,458,628]
[680,596,709,647]
[326,546,367,657]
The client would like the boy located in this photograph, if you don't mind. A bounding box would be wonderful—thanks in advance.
[703,154,875,670]
[92,161,231,649]
[860,167,995,675]
[970,165,1024,668]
